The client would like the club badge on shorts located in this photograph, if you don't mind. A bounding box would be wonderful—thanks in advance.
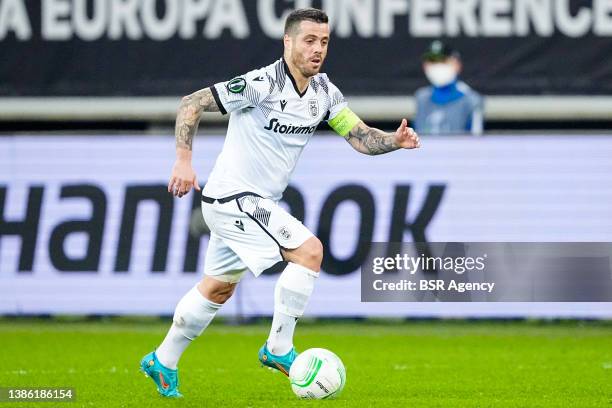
[278,226,292,240]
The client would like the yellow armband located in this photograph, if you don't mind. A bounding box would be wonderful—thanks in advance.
[328,107,361,138]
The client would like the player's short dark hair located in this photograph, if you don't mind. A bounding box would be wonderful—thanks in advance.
[284,8,329,36]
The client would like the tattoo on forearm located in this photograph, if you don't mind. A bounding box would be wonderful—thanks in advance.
[346,122,399,155]
[175,87,220,150]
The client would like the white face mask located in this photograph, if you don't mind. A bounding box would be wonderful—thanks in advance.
[425,63,457,87]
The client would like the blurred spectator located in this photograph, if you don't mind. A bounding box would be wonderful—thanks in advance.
[413,41,483,135]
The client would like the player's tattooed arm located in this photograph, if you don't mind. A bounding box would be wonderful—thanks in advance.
[169,87,219,198]
[345,120,420,155]
[345,121,397,155]
[175,87,220,150]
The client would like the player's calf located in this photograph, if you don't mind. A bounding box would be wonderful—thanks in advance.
[261,262,318,374]
[273,262,318,319]
[152,283,223,386]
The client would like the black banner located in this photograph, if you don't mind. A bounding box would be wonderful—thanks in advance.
[1,0,612,96]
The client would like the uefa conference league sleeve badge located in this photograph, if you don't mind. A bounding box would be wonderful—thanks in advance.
[226,77,246,94]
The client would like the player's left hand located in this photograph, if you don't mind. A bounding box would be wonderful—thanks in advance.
[168,159,201,198]
[394,119,420,149]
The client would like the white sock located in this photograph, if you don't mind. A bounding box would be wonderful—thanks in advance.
[267,312,298,356]
[156,285,222,369]
[155,324,189,370]
[266,263,317,356]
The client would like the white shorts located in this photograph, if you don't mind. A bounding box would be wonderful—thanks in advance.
[201,192,314,283]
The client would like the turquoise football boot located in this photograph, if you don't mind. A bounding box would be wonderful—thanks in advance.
[139,351,182,398]
[258,343,298,376]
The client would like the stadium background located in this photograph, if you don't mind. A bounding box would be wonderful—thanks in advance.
[0,1,611,406]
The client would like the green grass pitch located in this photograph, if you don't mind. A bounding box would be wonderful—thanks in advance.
[0,318,611,407]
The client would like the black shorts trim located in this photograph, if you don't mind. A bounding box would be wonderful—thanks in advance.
[234,196,285,259]
[201,191,261,204]
[262,260,288,275]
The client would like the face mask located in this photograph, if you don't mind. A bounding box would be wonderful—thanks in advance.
[425,63,457,87]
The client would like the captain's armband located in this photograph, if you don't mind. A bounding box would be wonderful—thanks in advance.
[328,107,361,138]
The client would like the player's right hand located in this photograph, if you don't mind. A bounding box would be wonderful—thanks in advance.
[168,160,201,198]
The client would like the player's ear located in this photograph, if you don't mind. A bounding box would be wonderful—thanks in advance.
[283,34,291,51]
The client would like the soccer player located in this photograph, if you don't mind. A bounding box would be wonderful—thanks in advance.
[140,8,420,398]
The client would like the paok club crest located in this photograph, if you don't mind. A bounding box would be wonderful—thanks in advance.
[278,226,292,240]
[308,99,319,118]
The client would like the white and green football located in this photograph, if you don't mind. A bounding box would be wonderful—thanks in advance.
[289,348,346,399]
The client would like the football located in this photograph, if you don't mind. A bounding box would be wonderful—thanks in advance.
[289,348,346,399]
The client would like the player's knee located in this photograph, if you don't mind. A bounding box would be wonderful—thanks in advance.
[302,237,323,272]
[198,278,237,304]
[206,284,235,304]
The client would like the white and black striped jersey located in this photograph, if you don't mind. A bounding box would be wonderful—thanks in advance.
[203,58,347,202]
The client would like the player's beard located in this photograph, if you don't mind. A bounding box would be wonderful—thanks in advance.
[291,51,324,78]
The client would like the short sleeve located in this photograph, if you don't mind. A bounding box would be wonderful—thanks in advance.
[326,80,348,122]
[211,68,271,115]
